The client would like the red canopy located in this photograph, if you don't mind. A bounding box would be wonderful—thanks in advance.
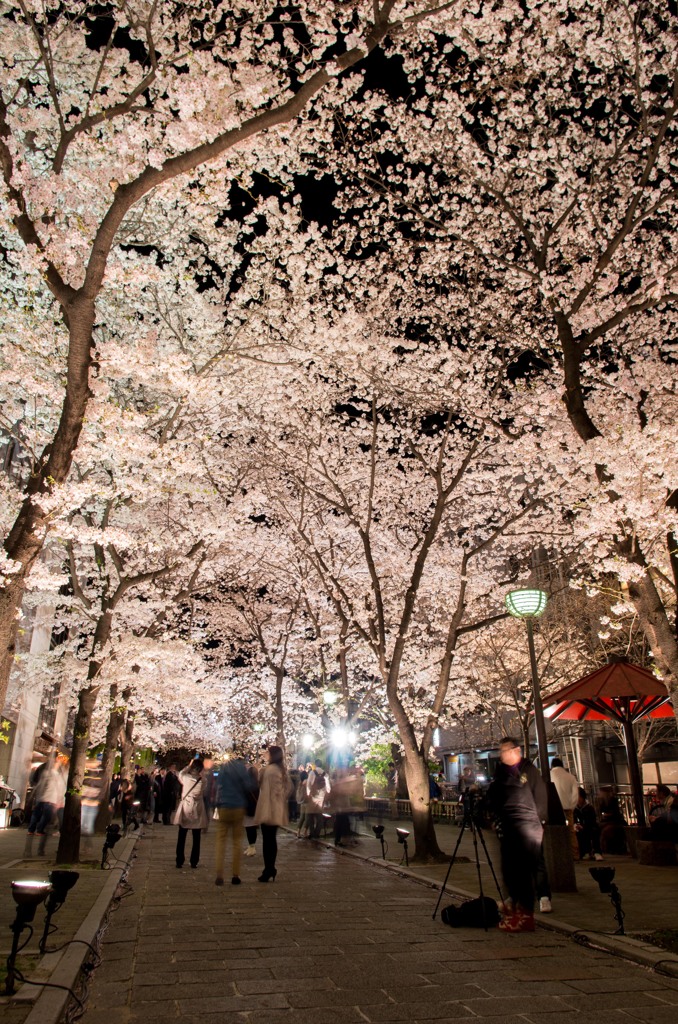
[544,661,673,724]
[543,660,674,828]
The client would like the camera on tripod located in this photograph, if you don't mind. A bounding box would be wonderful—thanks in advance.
[459,785,481,821]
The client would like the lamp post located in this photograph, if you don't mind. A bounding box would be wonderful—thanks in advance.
[505,588,550,782]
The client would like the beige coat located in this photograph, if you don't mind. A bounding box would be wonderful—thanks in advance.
[172,768,209,829]
[253,764,289,827]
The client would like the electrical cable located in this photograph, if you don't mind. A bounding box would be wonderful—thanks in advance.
[61,846,137,1024]
[8,969,85,1012]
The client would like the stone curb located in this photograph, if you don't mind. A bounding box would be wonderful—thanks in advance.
[17,833,139,1024]
[299,832,678,979]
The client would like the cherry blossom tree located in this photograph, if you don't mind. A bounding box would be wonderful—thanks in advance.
[1,0,459,712]
[245,343,563,860]
[321,0,677,707]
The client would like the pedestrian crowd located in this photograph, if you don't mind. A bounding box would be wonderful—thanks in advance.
[19,740,677,933]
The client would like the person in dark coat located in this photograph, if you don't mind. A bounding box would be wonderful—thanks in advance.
[162,765,180,825]
[488,737,547,933]
[134,766,151,822]
[574,787,603,859]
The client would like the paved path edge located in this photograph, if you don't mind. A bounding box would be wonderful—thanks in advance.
[301,832,678,980]
[20,834,139,1024]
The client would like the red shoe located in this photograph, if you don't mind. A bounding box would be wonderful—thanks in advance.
[499,909,535,933]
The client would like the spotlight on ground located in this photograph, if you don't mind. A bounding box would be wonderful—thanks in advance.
[396,828,410,867]
[39,870,79,953]
[102,823,122,869]
[372,824,386,859]
[5,881,52,994]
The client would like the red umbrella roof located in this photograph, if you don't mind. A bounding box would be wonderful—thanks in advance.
[543,661,674,724]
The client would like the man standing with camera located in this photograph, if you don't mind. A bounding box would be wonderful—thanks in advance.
[489,737,547,933]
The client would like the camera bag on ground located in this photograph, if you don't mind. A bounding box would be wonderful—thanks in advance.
[441,896,500,928]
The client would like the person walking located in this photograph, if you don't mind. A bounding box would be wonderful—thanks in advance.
[254,745,289,882]
[488,737,547,933]
[550,756,579,858]
[174,759,208,869]
[306,759,329,839]
[296,767,310,838]
[214,752,253,886]
[27,756,66,836]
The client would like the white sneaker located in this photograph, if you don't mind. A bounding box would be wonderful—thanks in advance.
[539,897,553,913]
[244,845,256,857]
[594,853,603,861]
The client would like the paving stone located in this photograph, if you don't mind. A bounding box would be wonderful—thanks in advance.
[73,825,678,1024]
[458,995,570,1015]
[561,991,666,1011]
[606,1007,678,1022]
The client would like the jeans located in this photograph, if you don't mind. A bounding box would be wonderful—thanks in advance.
[214,807,244,879]
[261,823,278,875]
[28,801,55,834]
[176,827,202,867]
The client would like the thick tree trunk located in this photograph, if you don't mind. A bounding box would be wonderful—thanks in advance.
[627,570,678,718]
[401,743,446,863]
[94,684,127,833]
[0,303,95,714]
[56,683,98,863]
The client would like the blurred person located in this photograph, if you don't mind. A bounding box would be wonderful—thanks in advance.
[162,764,180,825]
[597,785,627,854]
[306,759,329,839]
[296,767,310,838]
[488,737,547,933]
[649,784,678,842]
[27,755,65,836]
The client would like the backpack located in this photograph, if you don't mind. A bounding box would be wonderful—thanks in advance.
[441,897,500,928]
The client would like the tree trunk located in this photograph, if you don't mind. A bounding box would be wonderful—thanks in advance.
[274,667,286,750]
[627,570,678,717]
[401,742,446,863]
[56,683,98,863]
[119,708,136,781]
[0,302,96,714]
[94,684,127,833]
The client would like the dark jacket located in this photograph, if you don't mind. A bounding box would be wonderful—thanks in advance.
[216,758,254,808]
[489,758,547,846]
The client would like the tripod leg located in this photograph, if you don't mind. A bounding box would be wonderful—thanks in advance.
[432,819,468,920]
[474,823,505,903]
[468,821,489,931]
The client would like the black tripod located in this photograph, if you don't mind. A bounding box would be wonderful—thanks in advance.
[432,792,504,928]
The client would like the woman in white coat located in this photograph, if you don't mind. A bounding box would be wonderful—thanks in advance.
[254,745,289,882]
[173,759,208,869]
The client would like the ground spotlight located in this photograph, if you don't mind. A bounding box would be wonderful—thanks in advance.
[39,870,79,953]
[589,866,625,934]
[102,823,122,869]
[372,824,386,859]
[396,828,410,867]
[5,880,52,994]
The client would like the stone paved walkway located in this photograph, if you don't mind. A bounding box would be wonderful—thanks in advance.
[79,824,678,1024]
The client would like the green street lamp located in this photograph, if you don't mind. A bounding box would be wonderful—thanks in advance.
[505,588,550,781]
